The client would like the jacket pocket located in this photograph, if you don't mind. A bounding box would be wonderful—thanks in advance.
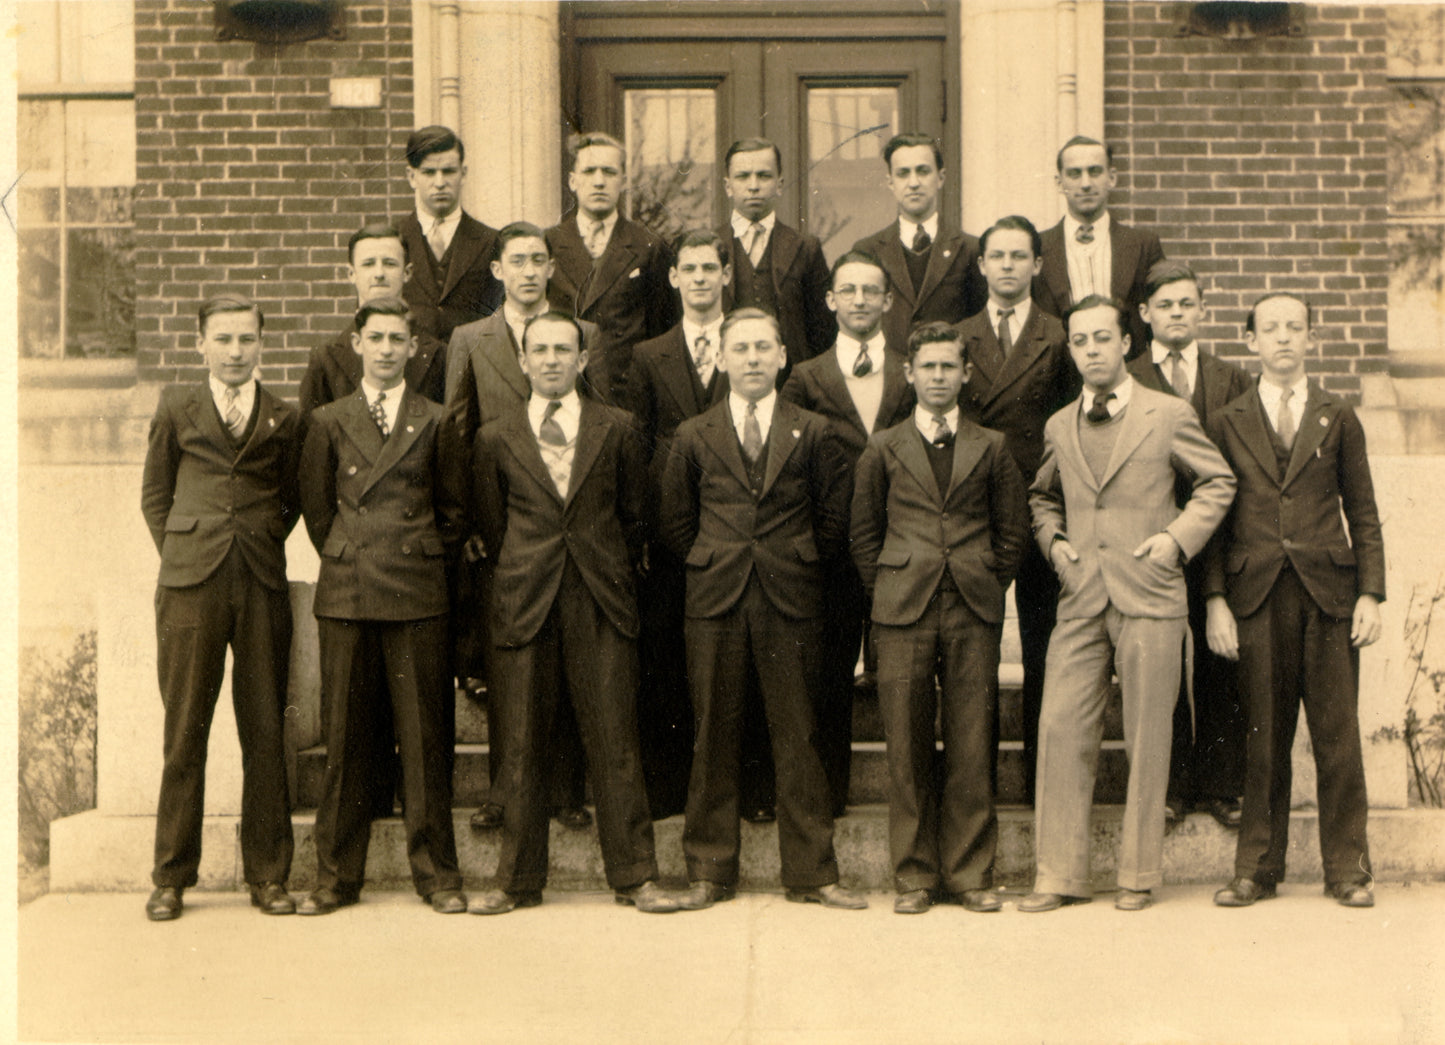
[1226,551,1249,575]
[876,547,911,568]
[321,532,350,559]
[794,537,819,563]
[164,515,198,533]
[1328,546,1356,567]
[685,545,713,568]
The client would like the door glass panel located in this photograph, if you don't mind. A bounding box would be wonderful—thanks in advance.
[624,87,717,241]
[805,86,899,263]
[1389,226,1445,355]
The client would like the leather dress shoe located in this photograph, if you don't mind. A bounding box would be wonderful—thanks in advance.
[957,889,1002,913]
[428,889,467,914]
[1018,892,1091,913]
[469,889,542,915]
[1115,888,1153,911]
[469,802,504,830]
[614,880,680,913]
[145,886,183,922]
[248,882,295,915]
[555,806,593,830]
[742,806,776,824]
[678,881,736,911]
[1327,882,1375,908]
[1213,877,1276,907]
[893,889,933,914]
[785,883,868,910]
[1203,797,1243,830]
[297,885,360,916]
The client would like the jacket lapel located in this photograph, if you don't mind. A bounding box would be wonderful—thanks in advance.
[441,215,483,300]
[186,384,235,457]
[581,217,643,315]
[564,401,609,510]
[238,385,286,458]
[945,422,992,502]
[875,231,915,310]
[968,318,1005,389]
[551,218,594,307]
[984,308,1050,407]
[1282,384,1334,491]
[505,410,564,505]
[479,319,530,401]
[878,352,910,429]
[1110,223,1140,302]
[1227,388,1282,487]
[1040,222,1072,308]
[660,331,705,416]
[761,400,804,499]
[769,223,803,297]
[700,402,752,493]
[917,228,964,309]
[337,391,384,469]
[362,391,429,498]
[1057,396,1098,493]
[402,213,442,300]
[1096,395,1155,491]
[889,421,943,506]
[814,349,870,438]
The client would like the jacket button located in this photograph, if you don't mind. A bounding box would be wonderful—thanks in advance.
[358,506,367,515]
[402,544,411,554]
[348,465,358,475]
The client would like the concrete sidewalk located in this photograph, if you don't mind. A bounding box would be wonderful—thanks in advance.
[18,883,1445,1045]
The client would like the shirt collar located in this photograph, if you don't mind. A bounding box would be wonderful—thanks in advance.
[835,330,882,374]
[1064,210,1112,240]
[729,389,776,426]
[682,315,722,346]
[529,389,581,426]
[360,377,402,404]
[1258,375,1309,413]
[1151,340,1198,368]
[987,298,1031,331]
[898,213,940,244]
[731,210,777,239]
[209,375,256,404]
[913,404,960,440]
[580,209,619,243]
[423,207,462,235]
[1081,373,1133,417]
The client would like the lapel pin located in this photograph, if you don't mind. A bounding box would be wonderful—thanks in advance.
[268,418,276,428]
[407,425,415,433]
[348,465,358,475]
[943,250,952,258]
[1318,416,1328,426]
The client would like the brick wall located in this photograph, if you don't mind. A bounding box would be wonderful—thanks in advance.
[133,0,415,401]
[1104,2,1389,399]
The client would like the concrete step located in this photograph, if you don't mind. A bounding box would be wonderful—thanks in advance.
[49,804,1445,894]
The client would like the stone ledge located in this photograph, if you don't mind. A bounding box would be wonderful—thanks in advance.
[49,805,1445,894]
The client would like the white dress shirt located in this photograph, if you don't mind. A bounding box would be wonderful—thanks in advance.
[730,210,777,260]
[1151,339,1199,399]
[682,316,723,387]
[528,390,581,497]
[424,207,463,258]
[987,298,1033,350]
[898,213,940,249]
[729,389,776,447]
[580,210,619,257]
[1080,373,1133,420]
[1063,211,1113,302]
[835,331,886,434]
[209,375,257,437]
[913,403,960,442]
[1257,375,1309,437]
[361,378,404,434]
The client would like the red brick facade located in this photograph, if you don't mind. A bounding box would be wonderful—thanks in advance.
[1104,2,1389,399]
[133,0,416,397]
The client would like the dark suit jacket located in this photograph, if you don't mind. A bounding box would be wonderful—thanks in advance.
[853,223,987,353]
[625,325,729,488]
[142,383,301,591]
[956,304,1079,484]
[1203,383,1385,620]
[659,398,851,621]
[1033,218,1165,357]
[298,323,448,426]
[720,219,833,365]
[547,212,678,402]
[399,211,503,343]
[851,417,1029,627]
[778,343,915,466]
[445,311,607,446]
[300,388,466,621]
[472,399,647,647]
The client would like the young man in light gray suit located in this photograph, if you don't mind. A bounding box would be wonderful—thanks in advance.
[1021,295,1234,913]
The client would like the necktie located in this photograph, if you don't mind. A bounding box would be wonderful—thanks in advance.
[427,218,447,260]
[997,308,1015,359]
[370,390,389,438]
[539,399,566,447]
[741,402,763,463]
[584,220,607,260]
[692,333,714,378]
[1276,387,1296,447]
[932,414,952,448]
[911,224,932,253]
[1167,348,1190,398]
[222,387,245,439]
[1086,391,1116,424]
[853,340,873,378]
[1076,223,1095,245]
[747,222,766,266]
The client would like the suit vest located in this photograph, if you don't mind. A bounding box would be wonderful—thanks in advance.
[733,236,777,316]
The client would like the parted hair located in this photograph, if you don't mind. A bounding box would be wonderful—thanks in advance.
[1063,293,1129,334]
[1142,259,1204,301]
[568,131,626,168]
[979,215,1042,258]
[406,125,464,167]
[492,221,551,263]
[671,227,731,267]
[521,310,585,351]
[882,133,943,170]
[828,249,891,293]
[198,295,263,335]
[719,306,781,347]
[724,137,783,176]
[1245,291,1314,334]
[906,320,967,364]
[354,295,413,333]
[348,223,409,266]
[1055,134,1114,172]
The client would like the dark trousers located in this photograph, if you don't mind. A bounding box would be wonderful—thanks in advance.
[1168,564,1246,806]
[153,549,293,888]
[683,577,839,889]
[1233,567,1371,888]
[1015,539,1059,805]
[489,562,658,893]
[314,614,461,897]
[817,556,866,816]
[633,548,696,819]
[876,588,1000,895]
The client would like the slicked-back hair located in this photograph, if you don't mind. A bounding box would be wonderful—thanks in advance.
[492,221,551,263]
[829,249,891,293]
[672,227,731,267]
[719,306,782,348]
[198,294,263,335]
[1063,293,1129,336]
[406,125,464,167]
[568,131,626,169]
[906,320,967,365]
[979,215,1042,258]
[724,137,783,176]
[521,310,585,352]
[1245,291,1314,334]
[882,133,943,170]
[354,295,413,334]
[348,223,409,266]
[1056,134,1115,172]
[1142,259,1203,302]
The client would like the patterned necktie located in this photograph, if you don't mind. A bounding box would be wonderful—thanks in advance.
[1076,223,1095,245]
[912,224,931,253]
[997,308,1015,359]
[1276,387,1296,447]
[747,222,766,266]
[853,340,873,378]
[222,387,245,439]
[584,220,608,260]
[370,390,389,438]
[1167,348,1190,398]
[539,399,566,447]
[692,333,714,378]
[741,402,763,463]
[932,414,952,448]
[1086,391,1116,424]
[427,218,447,260]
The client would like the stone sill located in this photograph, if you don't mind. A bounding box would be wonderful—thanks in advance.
[19,358,138,390]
